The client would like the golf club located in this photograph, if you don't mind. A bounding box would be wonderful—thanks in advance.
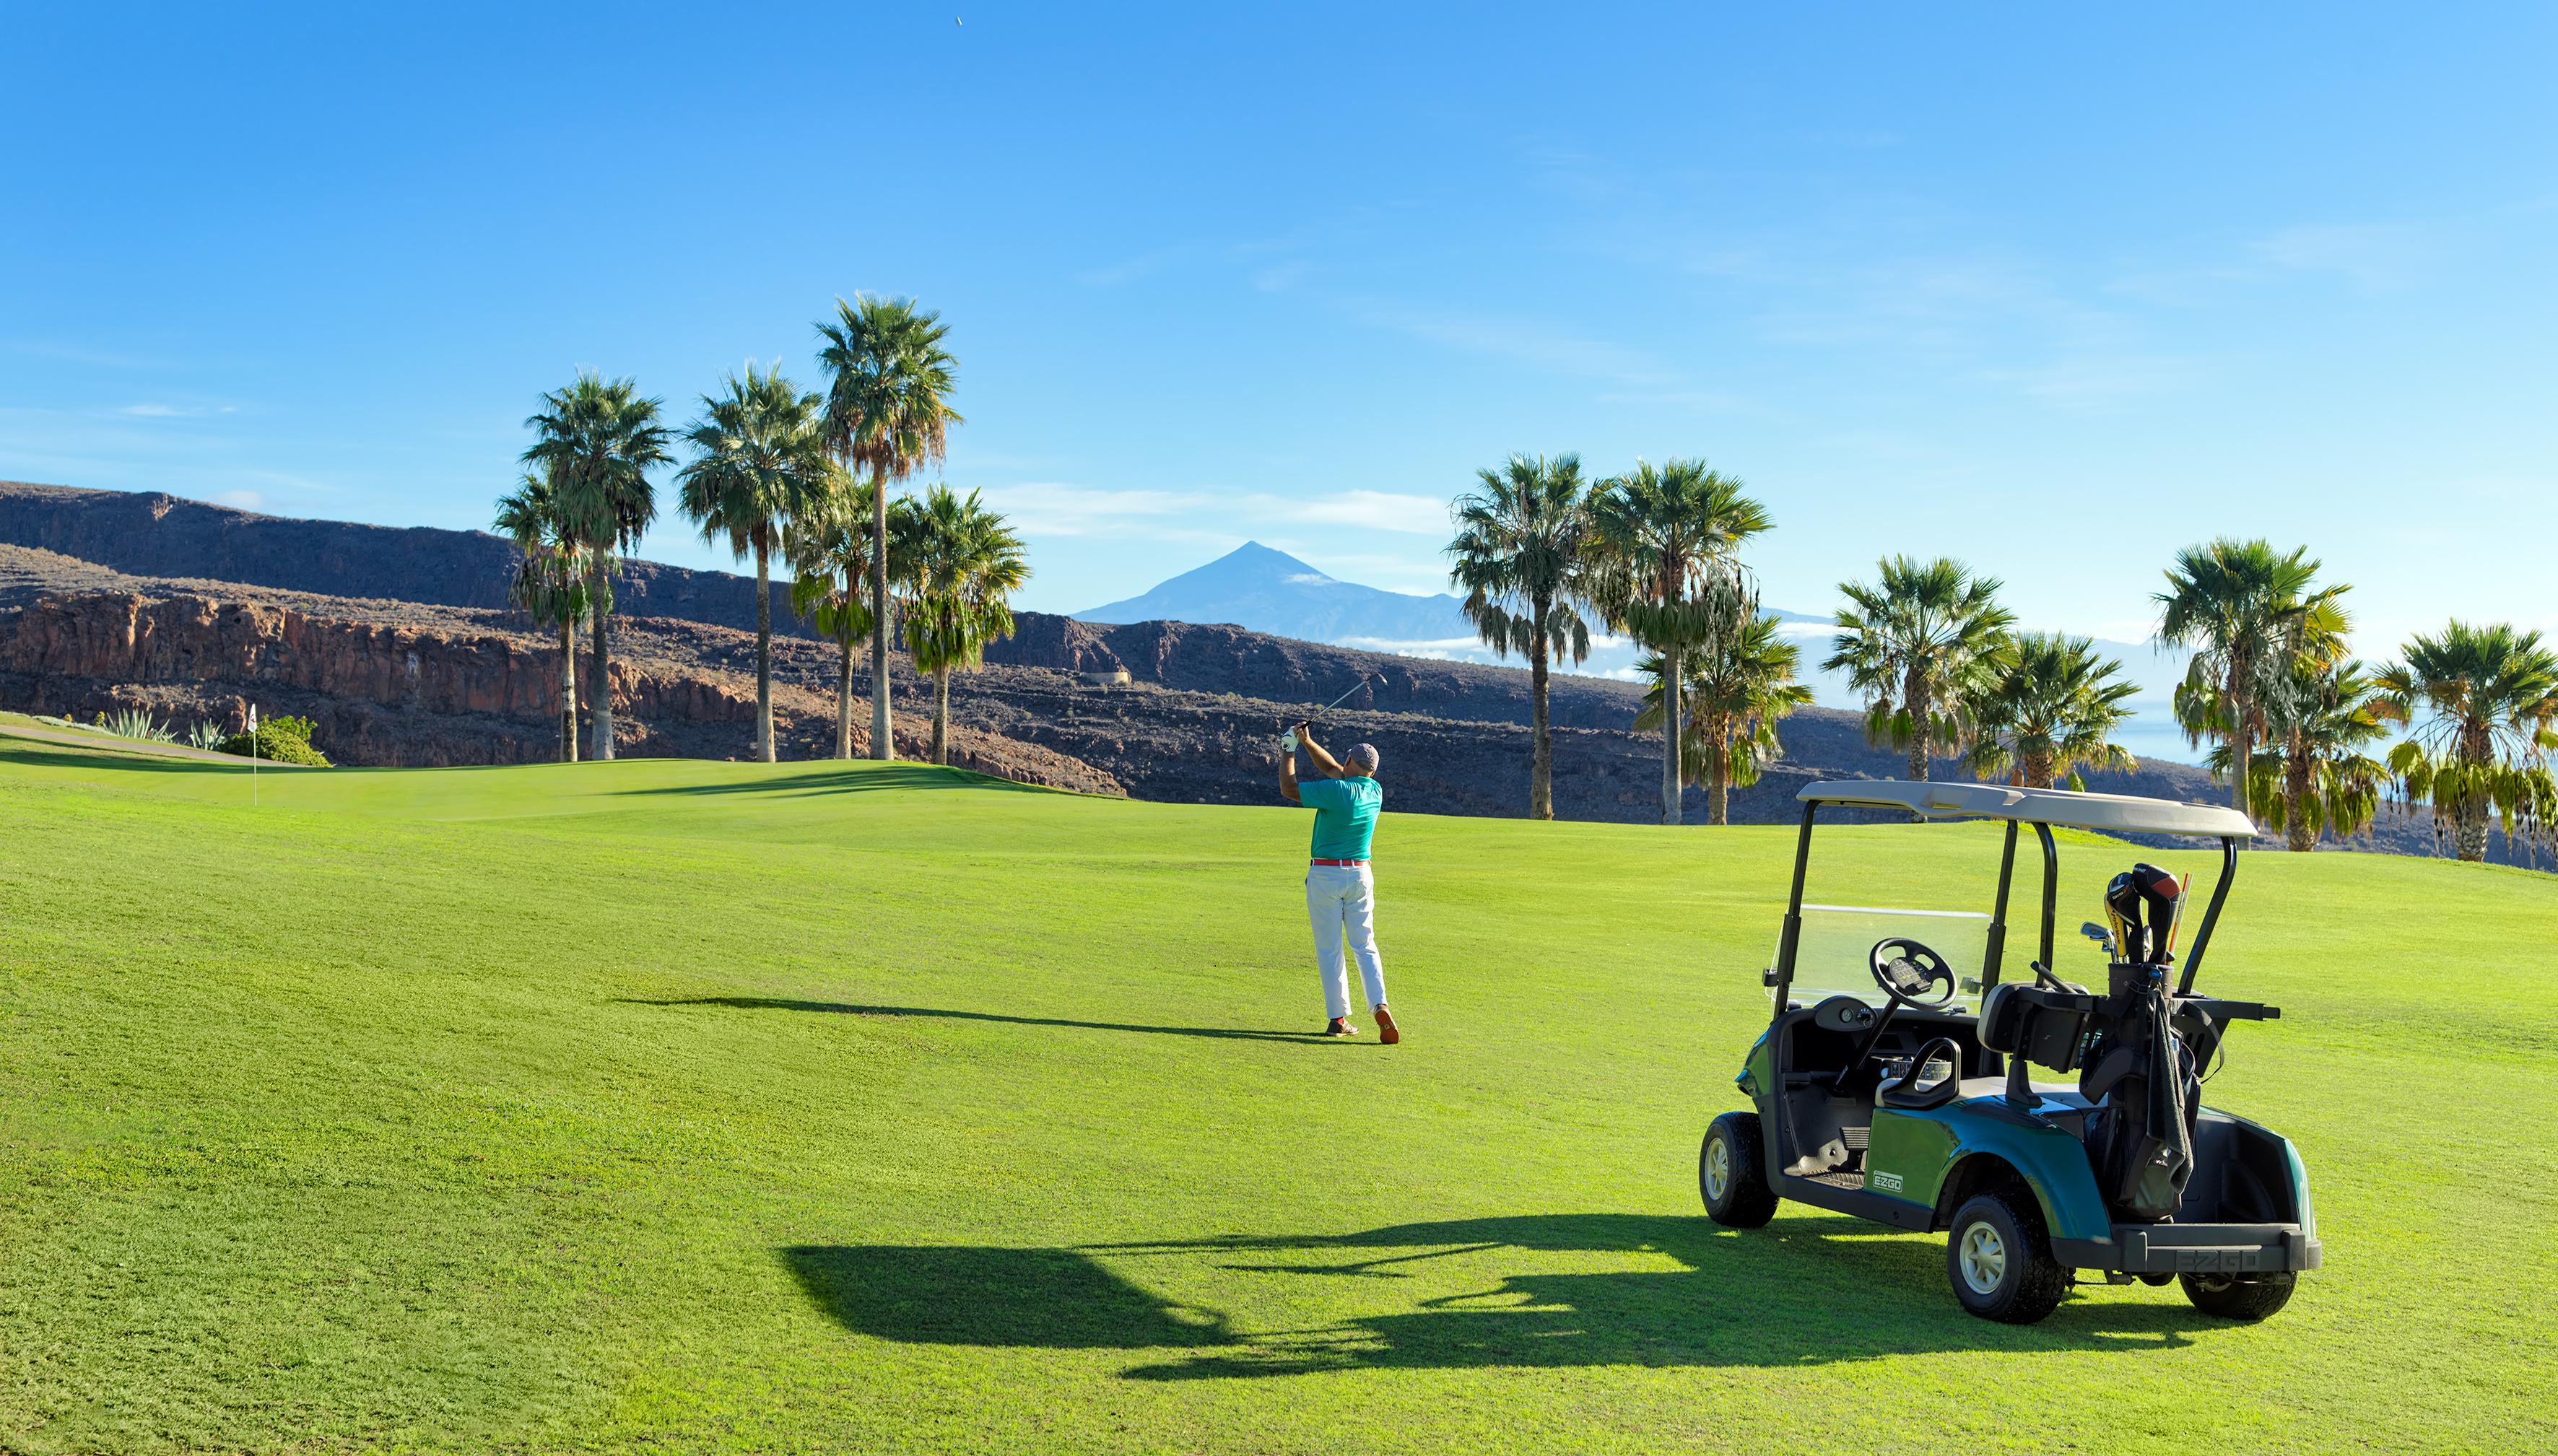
[1280,673,1380,752]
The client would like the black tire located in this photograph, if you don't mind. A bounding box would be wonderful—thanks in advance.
[1700,1112,1778,1228]
[2137,1272,2177,1287]
[1945,1191,2070,1324]
[2180,1270,2296,1321]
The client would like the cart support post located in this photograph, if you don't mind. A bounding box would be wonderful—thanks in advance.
[1769,801,1817,1019]
[1982,821,2019,992]
[2179,836,2240,994]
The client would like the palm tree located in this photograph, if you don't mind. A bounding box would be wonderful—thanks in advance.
[2219,658,2393,850]
[677,365,831,763]
[1967,632,2138,790]
[2375,621,2558,863]
[493,472,592,763]
[522,374,673,761]
[1824,557,2014,795]
[896,485,1028,765]
[1631,613,1813,824]
[2155,539,2349,824]
[816,296,962,763]
[1589,460,1770,826]
[788,470,878,759]
[1447,453,1594,820]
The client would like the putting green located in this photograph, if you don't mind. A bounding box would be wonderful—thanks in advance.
[1,743,2550,1453]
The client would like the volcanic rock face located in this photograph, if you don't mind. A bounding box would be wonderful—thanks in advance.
[0,585,1121,791]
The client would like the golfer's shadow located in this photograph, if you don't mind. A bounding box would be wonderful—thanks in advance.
[784,1214,2216,1377]
[622,996,1336,1043]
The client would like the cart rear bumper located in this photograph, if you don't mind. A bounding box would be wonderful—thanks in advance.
[2053,1223,2320,1275]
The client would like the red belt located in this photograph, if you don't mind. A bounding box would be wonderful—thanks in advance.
[1310,858,1369,867]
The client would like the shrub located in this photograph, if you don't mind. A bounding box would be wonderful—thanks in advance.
[97,708,178,743]
[217,715,331,767]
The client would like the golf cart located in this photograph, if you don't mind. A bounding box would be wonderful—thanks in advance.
[1699,780,2320,1325]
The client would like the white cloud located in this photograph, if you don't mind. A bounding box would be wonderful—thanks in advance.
[214,490,264,510]
[1254,489,1449,535]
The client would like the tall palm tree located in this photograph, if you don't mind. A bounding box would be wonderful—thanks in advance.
[1824,557,2014,795]
[2219,658,2393,850]
[1631,613,1813,824]
[897,485,1029,765]
[1589,460,1770,826]
[2155,539,2349,824]
[2375,621,2558,863]
[1967,632,2138,790]
[1447,453,1593,820]
[816,296,962,763]
[788,470,878,759]
[522,373,673,761]
[493,472,592,763]
[677,365,831,763]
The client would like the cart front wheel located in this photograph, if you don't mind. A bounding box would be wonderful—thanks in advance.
[1700,1112,1778,1228]
[2180,1270,2296,1321]
[1945,1191,2069,1323]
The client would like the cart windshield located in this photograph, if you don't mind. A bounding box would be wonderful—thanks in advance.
[1772,904,1992,1008]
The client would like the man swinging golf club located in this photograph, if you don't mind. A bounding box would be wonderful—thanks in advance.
[1277,719,1397,1043]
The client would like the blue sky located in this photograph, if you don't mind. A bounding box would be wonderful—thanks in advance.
[6,3,2552,672]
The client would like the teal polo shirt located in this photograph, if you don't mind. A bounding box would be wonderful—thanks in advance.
[1299,775,1383,860]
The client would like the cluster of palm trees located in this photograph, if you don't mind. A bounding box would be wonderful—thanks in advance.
[495,295,1027,767]
[1448,453,1788,827]
[2157,539,2558,865]
[1453,479,2557,863]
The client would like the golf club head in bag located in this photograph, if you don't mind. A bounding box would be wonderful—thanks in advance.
[2129,863,2185,959]
[2103,871,2150,965]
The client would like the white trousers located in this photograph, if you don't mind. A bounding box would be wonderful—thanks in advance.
[1305,863,1387,1019]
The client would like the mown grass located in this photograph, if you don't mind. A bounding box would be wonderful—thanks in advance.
[0,739,2550,1453]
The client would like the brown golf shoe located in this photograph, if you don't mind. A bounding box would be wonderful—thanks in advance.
[1323,1016,1356,1037]
[1373,1005,1400,1045]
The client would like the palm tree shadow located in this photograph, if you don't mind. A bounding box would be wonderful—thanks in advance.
[620,764,1051,798]
[622,996,1336,1043]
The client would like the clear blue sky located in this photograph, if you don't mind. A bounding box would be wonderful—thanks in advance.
[5,2,2552,659]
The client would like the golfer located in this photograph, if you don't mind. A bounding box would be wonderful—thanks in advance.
[1278,722,1398,1043]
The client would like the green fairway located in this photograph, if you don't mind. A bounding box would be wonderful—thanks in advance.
[1,742,2551,1455]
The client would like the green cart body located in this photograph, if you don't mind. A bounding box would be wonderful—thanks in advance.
[1701,780,2320,1323]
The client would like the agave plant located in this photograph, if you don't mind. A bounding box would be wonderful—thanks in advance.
[100,707,175,743]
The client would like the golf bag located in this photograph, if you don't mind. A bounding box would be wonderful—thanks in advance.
[2078,968,2199,1223]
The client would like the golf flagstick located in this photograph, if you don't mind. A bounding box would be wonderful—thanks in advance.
[248,704,257,807]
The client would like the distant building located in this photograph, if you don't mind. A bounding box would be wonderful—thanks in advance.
[1076,668,1131,688]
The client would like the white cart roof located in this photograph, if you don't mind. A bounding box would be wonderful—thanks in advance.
[1797,779,2256,838]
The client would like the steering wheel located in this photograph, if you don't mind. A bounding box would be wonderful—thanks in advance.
[1869,938,1959,1010]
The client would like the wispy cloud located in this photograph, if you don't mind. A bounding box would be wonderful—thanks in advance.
[978,480,1452,542]
[119,402,238,419]
[214,489,265,510]
[2253,223,2440,293]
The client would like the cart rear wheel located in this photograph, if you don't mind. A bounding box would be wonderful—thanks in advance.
[1945,1191,2069,1323]
[2180,1270,2295,1321]
[1700,1112,1778,1228]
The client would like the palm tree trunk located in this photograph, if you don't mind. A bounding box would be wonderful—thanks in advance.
[1707,712,1730,826]
[588,559,615,761]
[869,472,895,762]
[1528,603,1553,821]
[2024,749,2054,790]
[931,667,952,765]
[1904,668,1931,784]
[835,624,855,759]
[2284,728,2314,851]
[1661,642,1683,827]
[2455,723,2492,862]
[557,616,579,763]
[754,539,775,764]
[2226,663,2250,824]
